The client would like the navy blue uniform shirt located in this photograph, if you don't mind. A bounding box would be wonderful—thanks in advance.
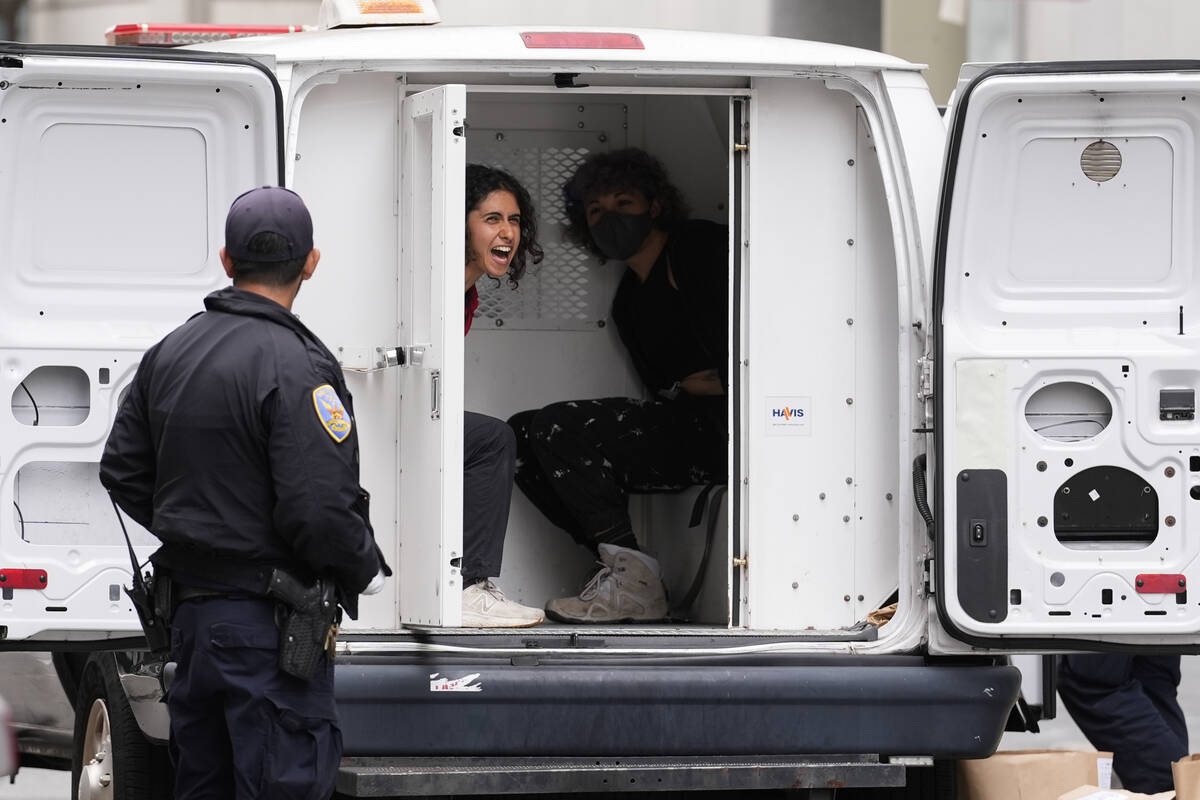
[100,286,388,618]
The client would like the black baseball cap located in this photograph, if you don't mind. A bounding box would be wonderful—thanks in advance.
[224,186,314,262]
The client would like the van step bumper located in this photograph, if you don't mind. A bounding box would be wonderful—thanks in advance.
[336,754,906,797]
[334,655,1020,759]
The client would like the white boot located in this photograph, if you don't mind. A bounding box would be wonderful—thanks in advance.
[545,544,668,623]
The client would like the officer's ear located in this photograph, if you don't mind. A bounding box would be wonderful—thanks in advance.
[300,248,320,282]
[219,247,235,279]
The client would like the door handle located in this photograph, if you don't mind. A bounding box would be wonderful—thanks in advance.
[430,370,440,420]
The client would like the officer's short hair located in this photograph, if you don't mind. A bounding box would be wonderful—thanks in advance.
[230,232,308,286]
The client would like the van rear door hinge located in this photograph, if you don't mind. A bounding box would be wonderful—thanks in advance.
[917,356,933,401]
[923,558,934,595]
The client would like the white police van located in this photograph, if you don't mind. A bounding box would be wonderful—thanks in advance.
[0,0,1195,795]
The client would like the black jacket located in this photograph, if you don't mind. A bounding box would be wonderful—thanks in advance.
[611,219,730,396]
[100,286,388,618]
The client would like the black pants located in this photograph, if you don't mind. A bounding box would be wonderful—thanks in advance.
[168,595,340,800]
[463,411,515,582]
[1058,654,1187,793]
[508,396,725,552]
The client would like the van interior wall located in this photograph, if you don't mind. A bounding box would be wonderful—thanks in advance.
[463,92,732,623]
[742,78,900,630]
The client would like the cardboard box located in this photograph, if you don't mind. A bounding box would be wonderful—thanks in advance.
[959,750,1114,800]
[1058,786,1173,800]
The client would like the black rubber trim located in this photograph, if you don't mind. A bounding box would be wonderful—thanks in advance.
[335,656,1020,758]
[933,60,1200,653]
[0,636,148,653]
[731,98,746,625]
[0,41,286,185]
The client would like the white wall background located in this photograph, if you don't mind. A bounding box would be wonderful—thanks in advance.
[969,0,1200,63]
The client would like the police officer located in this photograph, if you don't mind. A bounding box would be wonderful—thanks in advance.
[100,186,389,800]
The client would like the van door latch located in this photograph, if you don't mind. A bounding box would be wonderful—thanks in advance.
[379,346,407,368]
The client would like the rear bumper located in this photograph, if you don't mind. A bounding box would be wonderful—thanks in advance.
[334,655,1020,759]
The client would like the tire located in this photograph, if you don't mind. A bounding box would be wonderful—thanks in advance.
[70,653,172,800]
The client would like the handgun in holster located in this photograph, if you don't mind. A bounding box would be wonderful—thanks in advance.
[265,569,340,681]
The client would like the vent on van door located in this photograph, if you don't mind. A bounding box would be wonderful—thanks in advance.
[1080,140,1122,183]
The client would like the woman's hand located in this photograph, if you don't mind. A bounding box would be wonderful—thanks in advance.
[680,368,725,397]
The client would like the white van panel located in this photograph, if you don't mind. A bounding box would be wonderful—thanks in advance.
[290,72,402,630]
[0,52,280,642]
[938,69,1200,643]
[744,78,899,630]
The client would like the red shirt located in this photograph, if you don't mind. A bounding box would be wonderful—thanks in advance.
[464,285,479,335]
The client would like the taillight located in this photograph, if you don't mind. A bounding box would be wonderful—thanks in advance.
[105,23,310,47]
[520,32,645,50]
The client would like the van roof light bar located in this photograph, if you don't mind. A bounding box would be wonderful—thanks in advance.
[105,23,310,47]
[318,0,441,29]
[520,32,645,50]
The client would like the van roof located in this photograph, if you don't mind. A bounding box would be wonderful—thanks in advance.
[191,25,923,74]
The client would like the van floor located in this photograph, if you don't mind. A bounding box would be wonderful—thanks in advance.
[342,620,878,643]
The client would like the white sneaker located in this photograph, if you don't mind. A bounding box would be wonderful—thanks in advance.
[462,579,545,628]
[545,544,669,623]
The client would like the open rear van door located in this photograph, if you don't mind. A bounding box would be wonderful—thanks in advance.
[0,45,282,646]
[396,85,465,627]
[934,62,1200,651]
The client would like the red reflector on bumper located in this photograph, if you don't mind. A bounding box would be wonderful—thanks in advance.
[0,569,47,589]
[520,32,644,50]
[1135,574,1185,593]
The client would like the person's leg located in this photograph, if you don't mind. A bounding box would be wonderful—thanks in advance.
[527,397,723,553]
[460,411,544,627]
[1058,654,1184,793]
[168,600,235,800]
[462,411,516,582]
[508,408,591,543]
[184,596,342,800]
[532,397,725,622]
[1133,655,1188,754]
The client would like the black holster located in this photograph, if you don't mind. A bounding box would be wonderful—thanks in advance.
[126,567,172,655]
[265,569,340,681]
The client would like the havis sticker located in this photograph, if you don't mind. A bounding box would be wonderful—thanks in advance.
[766,397,811,436]
[429,672,483,692]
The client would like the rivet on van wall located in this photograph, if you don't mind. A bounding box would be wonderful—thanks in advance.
[846,238,855,246]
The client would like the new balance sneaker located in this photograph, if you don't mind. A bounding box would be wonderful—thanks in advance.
[545,543,668,623]
[462,579,545,628]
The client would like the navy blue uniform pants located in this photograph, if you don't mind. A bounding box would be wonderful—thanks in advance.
[168,596,341,800]
[463,411,515,582]
[1058,654,1187,793]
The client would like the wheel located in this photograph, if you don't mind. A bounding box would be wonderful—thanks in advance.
[70,653,171,800]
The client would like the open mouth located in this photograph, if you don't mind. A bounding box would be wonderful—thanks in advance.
[489,245,513,267]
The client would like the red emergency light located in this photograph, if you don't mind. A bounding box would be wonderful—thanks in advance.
[520,32,644,50]
[106,23,310,47]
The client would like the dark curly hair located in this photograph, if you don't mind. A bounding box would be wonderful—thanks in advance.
[465,163,543,287]
[562,148,689,260]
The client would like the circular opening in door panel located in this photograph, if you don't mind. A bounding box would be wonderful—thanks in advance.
[1025,381,1112,442]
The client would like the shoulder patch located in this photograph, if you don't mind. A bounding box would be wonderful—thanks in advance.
[312,384,352,443]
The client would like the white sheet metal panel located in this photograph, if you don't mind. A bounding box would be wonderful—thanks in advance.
[0,52,279,642]
[397,84,465,627]
[291,72,402,631]
[939,69,1200,643]
[744,78,899,629]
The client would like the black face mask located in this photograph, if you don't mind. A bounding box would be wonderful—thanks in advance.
[589,211,653,261]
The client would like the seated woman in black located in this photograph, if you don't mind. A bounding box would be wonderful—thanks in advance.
[508,148,727,623]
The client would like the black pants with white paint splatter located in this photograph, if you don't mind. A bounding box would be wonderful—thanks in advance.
[508,396,726,553]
